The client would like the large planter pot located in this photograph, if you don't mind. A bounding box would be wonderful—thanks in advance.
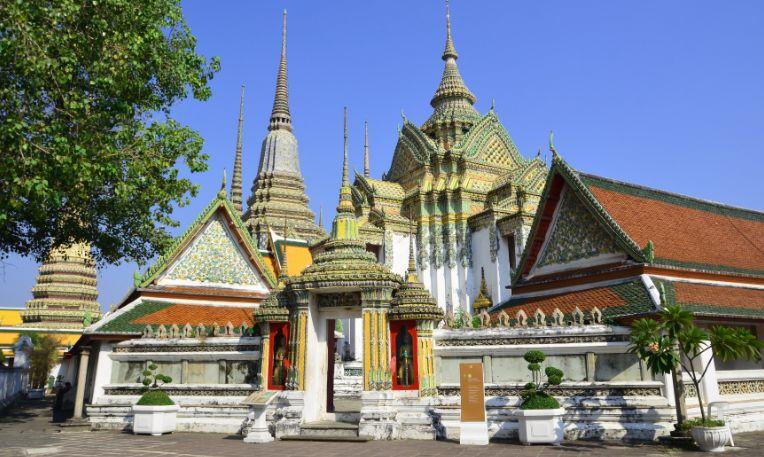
[132,404,180,436]
[515,408,565,445]
[691,426,730,453]
[27,388,45,400]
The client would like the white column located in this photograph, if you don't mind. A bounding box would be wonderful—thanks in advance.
[352,318,363,362]
[91,342,113,403]
[698,341,720,405]
[73,347,90,419]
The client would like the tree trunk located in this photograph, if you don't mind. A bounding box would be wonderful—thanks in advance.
[670,366,688,431]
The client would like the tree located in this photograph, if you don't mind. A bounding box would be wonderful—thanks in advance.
[0,0,220,265]
[20,333,61,389]
[630,304,763,424]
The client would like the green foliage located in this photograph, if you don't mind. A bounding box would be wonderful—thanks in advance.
[136,389,175,406]
[139,363,172,393]
[520,350,564,409]
[20,334,60,388]
[680,418,726,430]
[629,304,763,423]
[471,316,481,329]
[0,0,219,264]
[520,392,561,410]
[523,350,546,364]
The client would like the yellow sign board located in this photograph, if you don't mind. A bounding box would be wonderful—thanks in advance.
[459,363,486,422]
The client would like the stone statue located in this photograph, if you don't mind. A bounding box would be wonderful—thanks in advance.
[396,326,414,387]
[271,331,287,386]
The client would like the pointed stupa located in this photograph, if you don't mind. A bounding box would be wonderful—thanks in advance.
[288,112,401,292]
[471,267,492,312]
[230,85,245,213]
[363,121,370,178]
[21,243,102,329]
[244,10,324,247]
[421,0,480,145]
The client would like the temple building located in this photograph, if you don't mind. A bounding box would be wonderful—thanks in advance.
[55,3,763,443]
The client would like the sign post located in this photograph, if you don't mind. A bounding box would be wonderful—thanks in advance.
[241,390,279,443]
[459,362,489,445]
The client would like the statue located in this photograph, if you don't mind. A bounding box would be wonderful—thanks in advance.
[342,340,352,361]
[396,326,414,387]
[271,329,287,387]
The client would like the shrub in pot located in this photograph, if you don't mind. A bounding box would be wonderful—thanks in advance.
[630,301,762,452]
[132,363,178,436]
[515,350,566,445]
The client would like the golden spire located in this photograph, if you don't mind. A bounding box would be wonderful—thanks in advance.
[230,84,245,212]
[406,217,418,283]
[269,10,291,132]
[443,0,458,60]
[363,120,370,178]
[336,106,353,214]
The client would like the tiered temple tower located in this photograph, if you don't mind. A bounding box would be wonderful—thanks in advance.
[21,243,101,329]
[243,10,325,247]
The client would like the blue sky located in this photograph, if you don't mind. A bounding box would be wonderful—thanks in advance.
[2,0,763,310]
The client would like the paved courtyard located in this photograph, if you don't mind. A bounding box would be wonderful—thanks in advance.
[2,399,762,457]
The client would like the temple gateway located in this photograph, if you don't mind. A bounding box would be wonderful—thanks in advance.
[50,5,763,442]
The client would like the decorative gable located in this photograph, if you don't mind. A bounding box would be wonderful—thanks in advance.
[159,214,268,291]
[532,187,625,276]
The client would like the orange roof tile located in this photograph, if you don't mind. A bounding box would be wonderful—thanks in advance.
[133,304,254,327]
[674,282,764,311]
[583,175,764,276]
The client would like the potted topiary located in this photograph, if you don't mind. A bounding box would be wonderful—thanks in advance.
[132,363,178,436]
[514,350,566,445]
[630,303,763,452]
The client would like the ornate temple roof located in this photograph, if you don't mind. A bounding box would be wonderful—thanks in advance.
[287,109,401,292]
[503,151,764,322]
[21,242,101,329]
[244,10,324,245]
[133,186,276,293]
[421,1,480,137]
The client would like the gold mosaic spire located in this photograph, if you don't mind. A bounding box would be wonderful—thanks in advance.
[21,243,102,329]
[422,0,479,140]
[471,267,493,312]
[230,85,245,213]
[406,220,418,283]
[363,121,370,178]
[269,10,291,132]
[337,106,353,214]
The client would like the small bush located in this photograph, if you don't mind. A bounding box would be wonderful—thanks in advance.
[520,392,560,410]
[680,418,725,430]
[136,389,175,406]
[523,350,545,364]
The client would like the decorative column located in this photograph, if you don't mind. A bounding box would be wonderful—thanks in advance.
[257,322,271,389]
[362,288,393,390]
[416,320,437,396]
[73,346,90,419]
[287,291,309,391]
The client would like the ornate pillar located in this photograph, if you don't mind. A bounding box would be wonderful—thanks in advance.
[73,346,90,419]
[416,320,436,396]
[361,288,393,390]
[258,322,271,389]
[286,290,309,391]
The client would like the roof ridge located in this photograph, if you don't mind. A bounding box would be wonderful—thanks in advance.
[580,173,764,221]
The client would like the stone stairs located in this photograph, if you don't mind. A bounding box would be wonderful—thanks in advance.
[281,420,369,442]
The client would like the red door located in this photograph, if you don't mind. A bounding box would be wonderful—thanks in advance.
[390,320,419,390]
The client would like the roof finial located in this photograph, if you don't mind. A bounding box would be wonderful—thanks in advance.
[269,10,292,132]
[490,98,495,111]
[342,106,349,186]
[549,130,558,158]
[318,204,324,228]
[363,121,370,178]
[230,84,245,212]
[337,106,353,213]
[443,0,458,60]
[219,168,227,197]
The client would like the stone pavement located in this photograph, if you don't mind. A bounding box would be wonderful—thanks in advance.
[2,398,763,457]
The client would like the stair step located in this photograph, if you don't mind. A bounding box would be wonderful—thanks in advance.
[282,435,369,442]
[300,420,359,438]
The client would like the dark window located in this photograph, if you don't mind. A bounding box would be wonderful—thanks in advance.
[507,234,517,271]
